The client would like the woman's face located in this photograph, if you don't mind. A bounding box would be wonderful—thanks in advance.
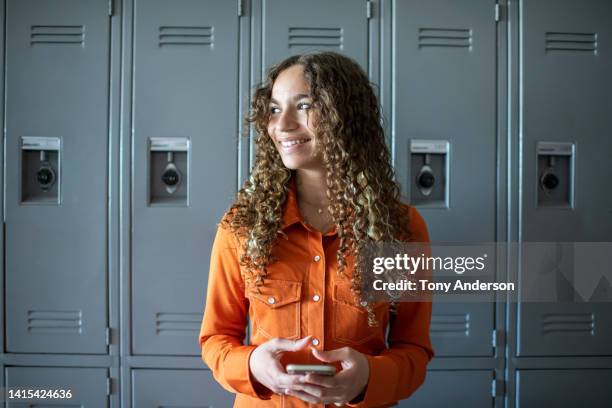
[267,65,323,171]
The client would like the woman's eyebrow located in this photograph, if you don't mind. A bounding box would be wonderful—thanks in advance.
[269,94,312,105]
[293,93,311,100]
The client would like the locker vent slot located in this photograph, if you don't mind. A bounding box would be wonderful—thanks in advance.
[159,406,208,408]
[541,313,594,335]
[545,32,597,54]
[30,25,85,46]
[418,28,472,49]
[155,312,200,334]
[159,26,214,47]
[288,27,343,48]
[430,313,470,336]
[27,309,82,333]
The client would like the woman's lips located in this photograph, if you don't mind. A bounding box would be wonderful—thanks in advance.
[279,138,311,152]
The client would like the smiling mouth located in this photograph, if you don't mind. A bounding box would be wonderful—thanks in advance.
[279,138,311,148]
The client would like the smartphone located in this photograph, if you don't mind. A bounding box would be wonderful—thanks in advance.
[286,364,336,376]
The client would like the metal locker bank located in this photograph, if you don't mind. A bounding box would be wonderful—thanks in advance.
[1,0,611,407]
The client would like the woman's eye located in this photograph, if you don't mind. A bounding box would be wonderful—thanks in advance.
[297,102,312,110]
[269,106,280,114]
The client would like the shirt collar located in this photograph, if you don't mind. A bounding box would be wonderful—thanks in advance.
[281,176,301,229]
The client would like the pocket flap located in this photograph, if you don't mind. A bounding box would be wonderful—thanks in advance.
[333,282,386,311]
[333,282,361,307]
[250,279,301,308]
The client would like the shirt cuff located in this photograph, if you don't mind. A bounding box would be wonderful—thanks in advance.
[224,345,272,400]
[346,354,396,407]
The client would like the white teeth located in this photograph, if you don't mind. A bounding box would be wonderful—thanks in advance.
[280,139,310,147]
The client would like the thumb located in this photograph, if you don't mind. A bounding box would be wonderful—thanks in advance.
[311,347,348,363]
[272,336,312,352]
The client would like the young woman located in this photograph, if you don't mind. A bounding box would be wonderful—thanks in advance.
[199,52,433,407]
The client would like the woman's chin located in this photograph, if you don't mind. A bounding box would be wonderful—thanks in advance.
[281,163,302,171]
[278,151,324,171]
[282,161,324,172]
[280,156,307,170]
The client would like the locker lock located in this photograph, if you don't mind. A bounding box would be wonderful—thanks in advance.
[161,152,182,194]
[416,163,435,196]
[37,151,56,191]
[539,155,560,194]
[536,142,574,207]
[162,167,180,187]
[417,169,435,189]
[410,140,448,206]
[540,171,559,190]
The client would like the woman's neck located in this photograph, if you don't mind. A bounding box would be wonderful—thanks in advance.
[295,169,328,206]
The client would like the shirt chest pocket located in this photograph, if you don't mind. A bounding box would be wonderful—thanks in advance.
[248,279,302,340]
[331,282,387,346]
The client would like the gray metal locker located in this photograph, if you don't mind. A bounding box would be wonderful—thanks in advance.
[518,0,612,356]
[399,370,494,407]
[132,369,234,407]
[393,0,497,357]
[5,0,110,354]
[131,0,239,355]
[516,369,612,408]
[262,0,368,70]
[5,366,108,407]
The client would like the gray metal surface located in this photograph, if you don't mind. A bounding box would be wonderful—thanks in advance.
[399,370,494,407]
[132,369,234,407]
[393,0,497,358]
[516,369,612,407]
[3,0,612,407]
[5,366,108,407]
[262,0,368,71]
[518,0,612,357]
[131,0,239,356]
[5,0,110,354]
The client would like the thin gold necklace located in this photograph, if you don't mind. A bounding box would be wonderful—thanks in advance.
[300,199,328,214]
[297,190,329,213]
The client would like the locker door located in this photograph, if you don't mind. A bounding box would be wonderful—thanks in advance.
[5,0,110,354]
[394,0,497,357]
[132,369,234,407]
[516,369,612,408]
[132,0,239,355]
[5,367,108,407]
[518,0,612,356]
[399,370,494,408]
[262,0,368,70]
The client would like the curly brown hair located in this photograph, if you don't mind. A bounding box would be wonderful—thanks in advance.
[223,52,411,325]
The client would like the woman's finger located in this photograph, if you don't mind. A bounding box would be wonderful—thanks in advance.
[273,372,305,387]
[286,387,348,405]
[285,388,321,404]
[271,336,312,353]
[301,373,337,388]
[311,346,350,363]
[279,383,326,397]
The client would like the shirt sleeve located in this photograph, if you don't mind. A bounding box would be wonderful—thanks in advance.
[198,222,271,399]
[348,206,435,407]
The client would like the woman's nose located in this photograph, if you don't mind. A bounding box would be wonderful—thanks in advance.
[277,108,299,132]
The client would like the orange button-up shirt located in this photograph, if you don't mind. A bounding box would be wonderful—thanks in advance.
[199,178,434,407]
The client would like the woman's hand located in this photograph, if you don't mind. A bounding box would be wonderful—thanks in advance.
[285,346,370,406]
[249,336,322,396]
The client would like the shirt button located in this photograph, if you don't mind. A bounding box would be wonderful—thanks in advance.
[312,338,320,346]
[314,255,321,262]
[267,297,276,305]
[312,294,320,302]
